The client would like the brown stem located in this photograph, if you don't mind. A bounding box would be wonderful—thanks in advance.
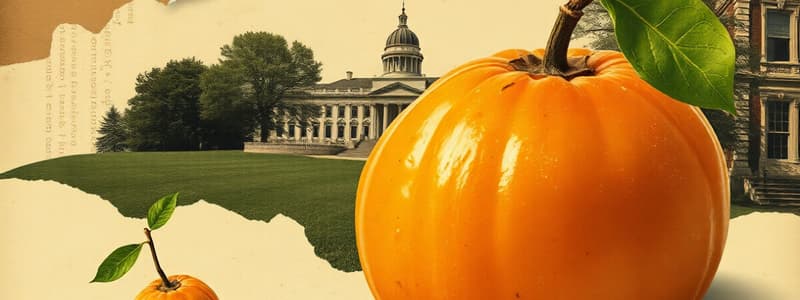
[144,228,174,289]
[542,0,595,75]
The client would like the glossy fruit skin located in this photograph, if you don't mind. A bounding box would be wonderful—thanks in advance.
[135,275,218,300]
[355,49,729,300]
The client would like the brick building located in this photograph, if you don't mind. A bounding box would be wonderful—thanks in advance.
[714,0,800,204]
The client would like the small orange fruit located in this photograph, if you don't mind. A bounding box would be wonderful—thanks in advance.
[135,274,218,300]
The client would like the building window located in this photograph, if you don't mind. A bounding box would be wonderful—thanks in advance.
[351,105,358,118]
[766,10,791,62]
[364,105,371,117]
[275,126,284,137]
[767,101,790,159]
[363,124,370,138]
[301,126,307,138]
[337,124,345,139]
[313,124,320,138]
[325,124,332,139]
[325,105,332,118]
[350,124,358,139]
[288,124,295,138]
[338,105,345,117]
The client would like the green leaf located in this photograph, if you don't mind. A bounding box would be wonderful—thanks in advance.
[90,243,144,283]
[147,192,178,231]
[600,0,736,113]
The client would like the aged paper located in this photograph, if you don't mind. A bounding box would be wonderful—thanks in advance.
[0,0,137,66]
[0,0,798,299]
[0,179,372,299]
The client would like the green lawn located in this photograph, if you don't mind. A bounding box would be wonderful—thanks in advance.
[1,151,796,272]
[0,151,365,272]
[730,202,800,218]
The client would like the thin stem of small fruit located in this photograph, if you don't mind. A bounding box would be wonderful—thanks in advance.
[542,0,595,75]
[144,228,174,289]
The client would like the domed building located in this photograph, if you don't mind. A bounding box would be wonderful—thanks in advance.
[382,7,424,77]
[247,5,438,155]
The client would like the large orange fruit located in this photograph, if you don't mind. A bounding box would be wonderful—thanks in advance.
[355,49,729,299]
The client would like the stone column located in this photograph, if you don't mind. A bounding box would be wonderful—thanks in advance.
[382,104,389,134]
[318,107,325,140]
[357,105,364,140]
[759,96,768,171]
[791,100,799,161]
[311,117,325,141]
[332,104,339,140]
[345,103,351,140]
[370,105,377,139]
[791,11,798,63]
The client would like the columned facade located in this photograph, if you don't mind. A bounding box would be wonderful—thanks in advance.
[263,5,437,149]
[265,101,421,144]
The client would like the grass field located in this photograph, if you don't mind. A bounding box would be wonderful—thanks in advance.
[1,151,796,272]
[0,151,366,272]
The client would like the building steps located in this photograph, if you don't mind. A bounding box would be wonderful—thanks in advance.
[745,176,800,207]
[337,139,379,158]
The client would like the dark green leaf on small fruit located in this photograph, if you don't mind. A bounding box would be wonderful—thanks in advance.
[90,243,144,283]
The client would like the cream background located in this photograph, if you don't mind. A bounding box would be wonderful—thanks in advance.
[1,0,799,299]
[0,179,372,299]
[0,179,797,299]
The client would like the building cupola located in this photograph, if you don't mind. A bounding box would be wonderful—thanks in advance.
[382,2,423,77]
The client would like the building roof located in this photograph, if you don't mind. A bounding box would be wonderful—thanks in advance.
[288,76,440,99]
[313,78,373,89]
[369,82,424,96]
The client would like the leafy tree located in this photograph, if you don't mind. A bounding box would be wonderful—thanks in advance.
[198,65,255,149]
[126,58,207,151]
[572,0,739,151]
[572,2,619,50]
[95,106,128,152]
[201,31,322,143]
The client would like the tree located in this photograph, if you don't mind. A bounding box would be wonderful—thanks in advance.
[125,58,207,151]
[201,31,322,143]
[572,2,619,50]
[95,106,128,152]
[572,0,739,152]
[198,64,256,149]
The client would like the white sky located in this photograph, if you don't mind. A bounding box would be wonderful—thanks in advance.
[0,0,568,170]
[217,0,568,82]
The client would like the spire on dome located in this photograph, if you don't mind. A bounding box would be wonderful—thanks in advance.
[399,1,408,27]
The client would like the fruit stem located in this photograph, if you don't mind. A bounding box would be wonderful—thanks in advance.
[144,228,174,289]
[542,0,594,75]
